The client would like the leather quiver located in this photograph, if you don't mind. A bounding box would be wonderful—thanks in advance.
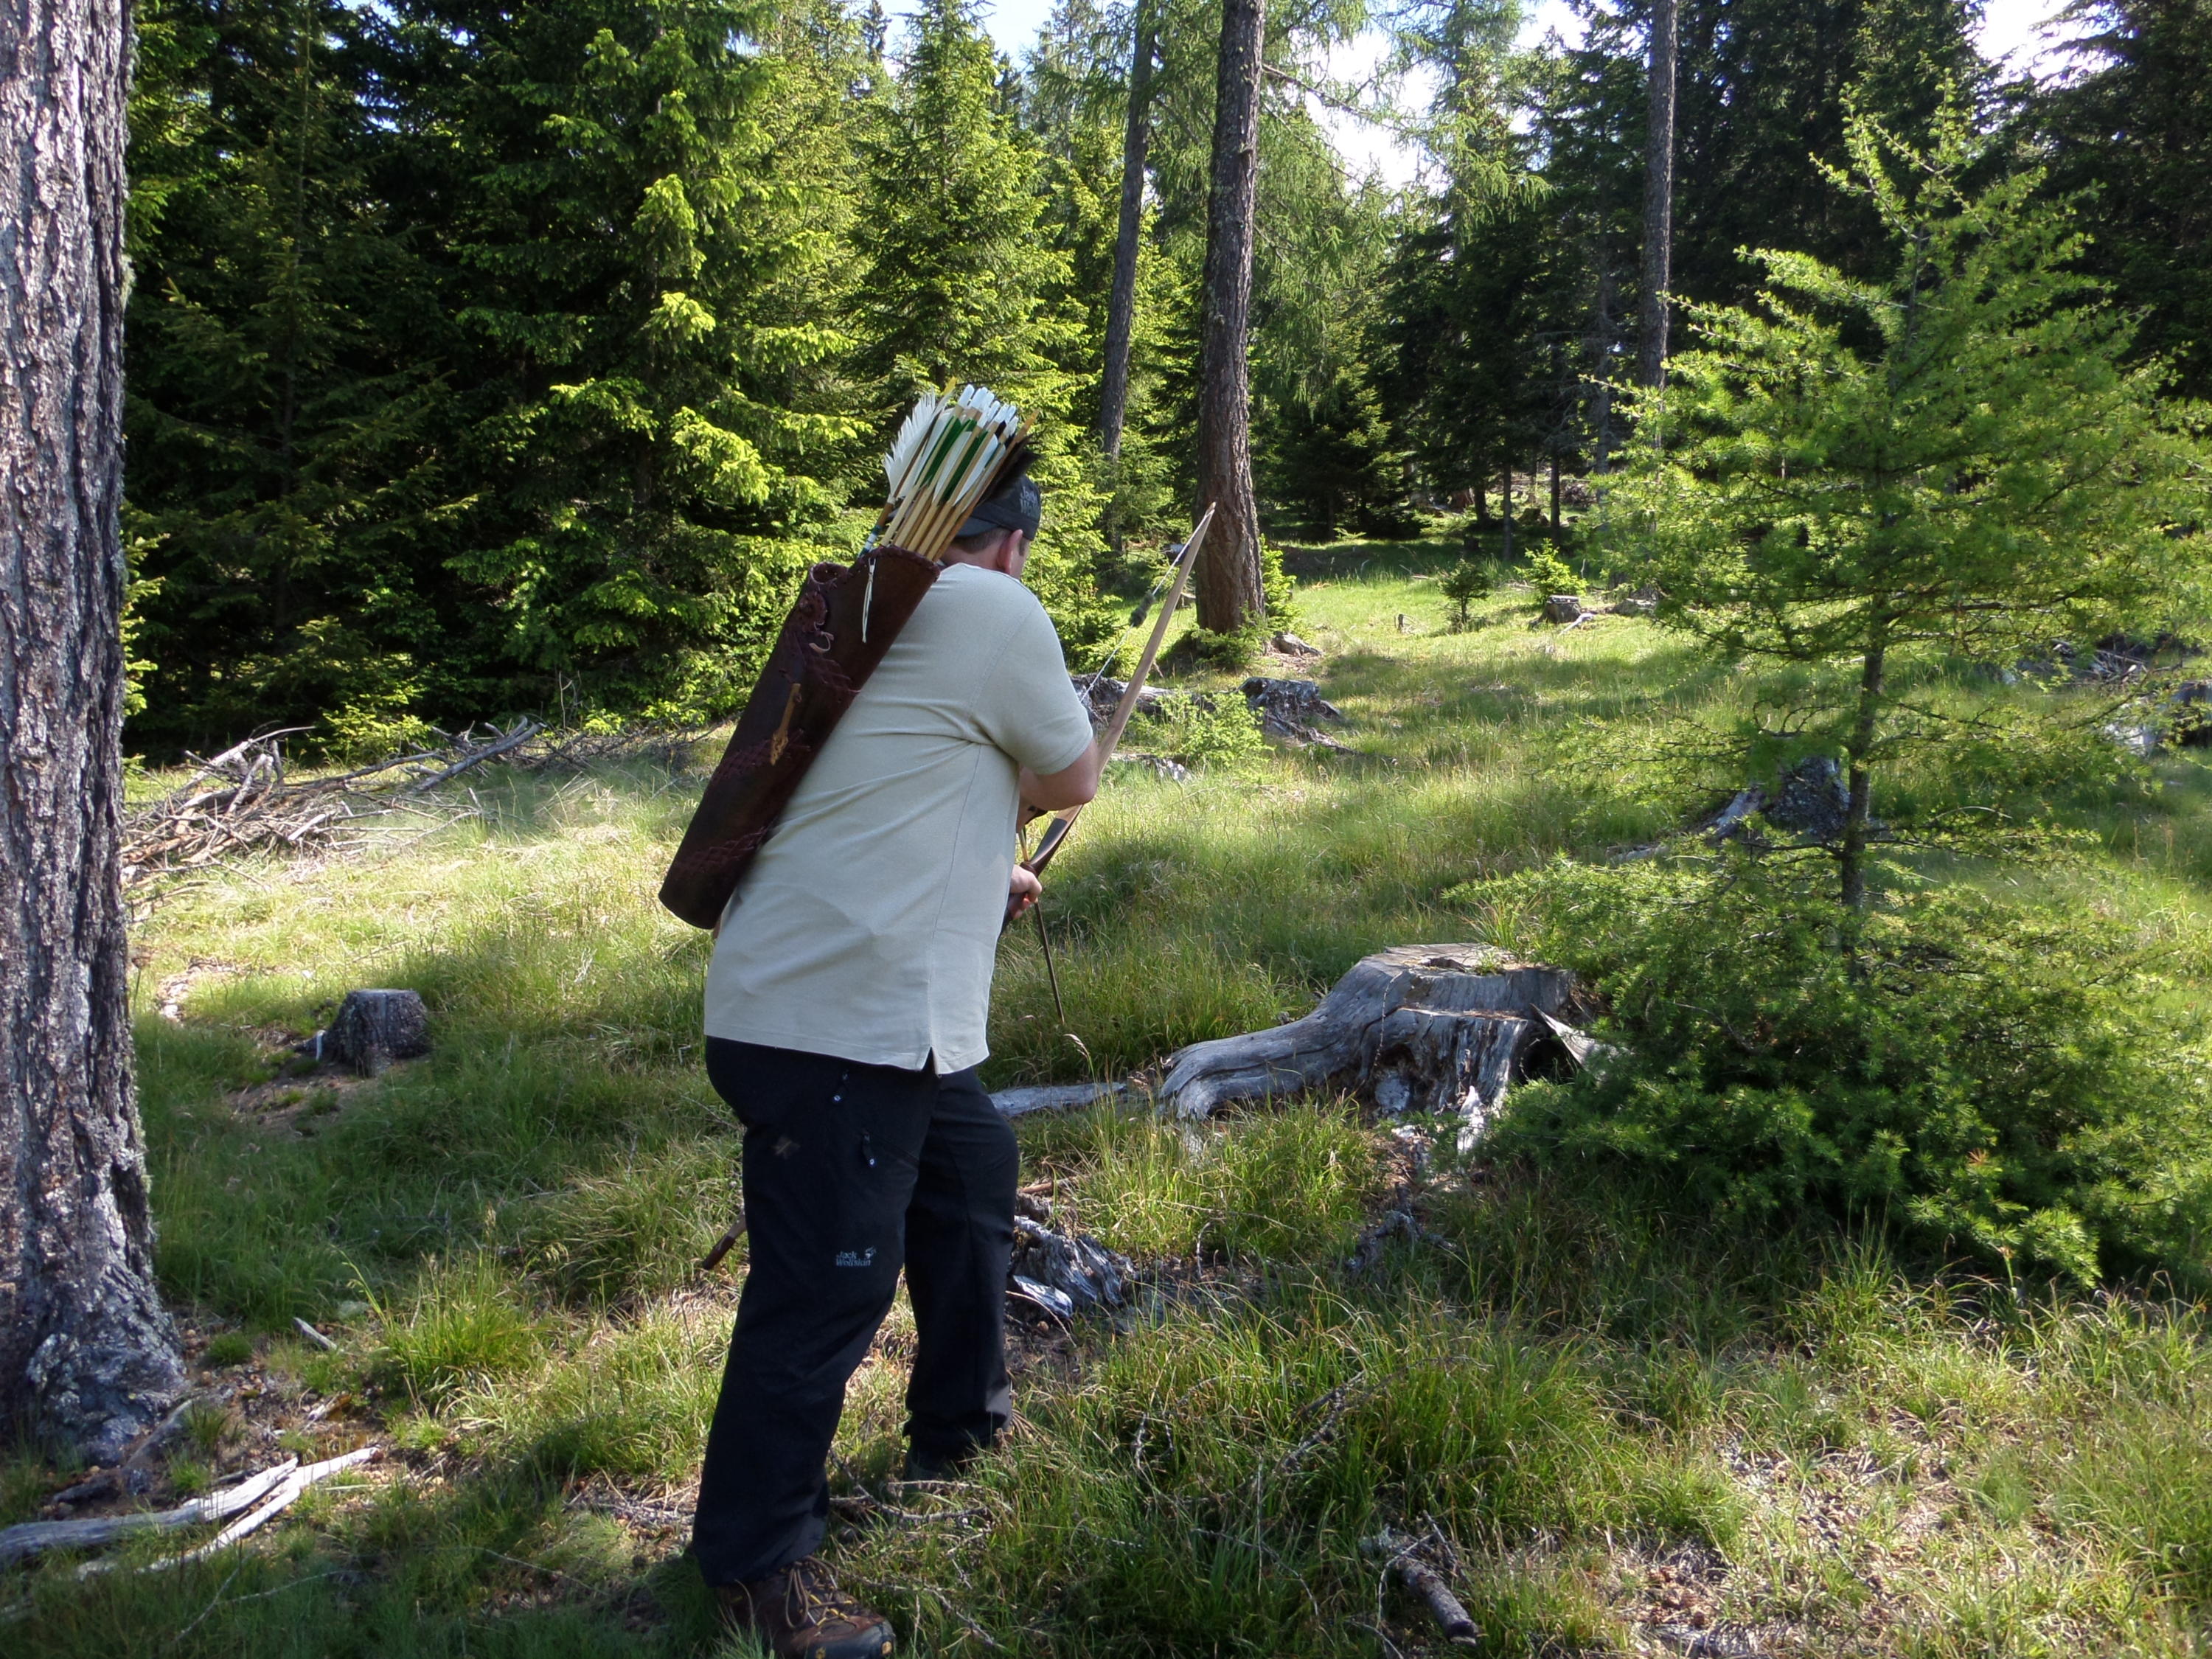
[658,545,939,929]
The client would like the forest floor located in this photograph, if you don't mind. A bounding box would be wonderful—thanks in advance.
[10,533,2212,1657]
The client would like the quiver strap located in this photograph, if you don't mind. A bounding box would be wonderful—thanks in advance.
[658,545,939,929]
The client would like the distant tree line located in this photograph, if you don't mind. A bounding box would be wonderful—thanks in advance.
[121,0,2212,756]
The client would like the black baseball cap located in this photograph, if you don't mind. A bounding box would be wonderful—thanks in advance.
[955,473,1043,539]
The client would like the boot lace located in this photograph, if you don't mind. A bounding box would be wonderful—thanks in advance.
[781,1556,866,1627]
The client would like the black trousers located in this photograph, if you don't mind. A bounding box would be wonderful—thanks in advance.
[690,1038,1018,1585]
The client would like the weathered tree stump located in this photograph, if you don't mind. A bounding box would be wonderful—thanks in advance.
[1540,594,1586,625]
[311,990,430,1077]
[1007,1210,1134,1319]
[1240,677,1346,744]
[1155,945,1587,1131]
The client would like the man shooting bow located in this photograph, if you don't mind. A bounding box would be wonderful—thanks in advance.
[689,470,1099,1658]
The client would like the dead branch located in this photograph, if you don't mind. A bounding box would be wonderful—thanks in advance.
[1363,1526,1481,1646]
[404,717,540,793]
[0,1459,297,1567]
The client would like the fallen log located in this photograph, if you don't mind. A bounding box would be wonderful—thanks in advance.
[1155,945,1586,1131]
[990,1079,1128,1119]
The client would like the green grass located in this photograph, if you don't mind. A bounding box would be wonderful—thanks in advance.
[11,535,2212,1654]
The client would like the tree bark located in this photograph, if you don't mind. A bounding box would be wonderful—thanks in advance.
[1098,0,1157,462]
[1635,0,1678,391]
[1153,945,1587,1127]
[1839,630,1887,914]
[1,0,184,1458]
[1193,0,1265,633]
[1550,451,1562,531]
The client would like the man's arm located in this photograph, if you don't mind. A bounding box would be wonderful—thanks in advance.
[1020,740,1102,813]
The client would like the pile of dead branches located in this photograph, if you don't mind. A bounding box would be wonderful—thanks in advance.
[122,720,543,888]
[122,715,722,891]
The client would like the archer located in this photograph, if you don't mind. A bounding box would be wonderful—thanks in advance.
[688,463,1099,1658]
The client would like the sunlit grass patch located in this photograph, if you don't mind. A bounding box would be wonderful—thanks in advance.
[1018,1096,1386,1265]
[365,1253,551,1408]
[453,1298,728,1484]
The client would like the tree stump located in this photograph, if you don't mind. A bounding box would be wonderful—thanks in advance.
[314,990,431,1077]
[1240,677,1346,743]
[1155,946,1587,1132]
[1541,594,1586,625]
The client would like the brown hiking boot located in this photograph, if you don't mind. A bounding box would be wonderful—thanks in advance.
[713,1556,894,1659]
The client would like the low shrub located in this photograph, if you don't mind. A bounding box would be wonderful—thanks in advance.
[1460,858,2212,1285]
[1525,546,1579,598]
[1439,559,1498,630]
[1146,692,1265,771]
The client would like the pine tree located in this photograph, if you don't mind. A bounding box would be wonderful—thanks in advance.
[1614,111,2211,912]
[3,0,187,1458]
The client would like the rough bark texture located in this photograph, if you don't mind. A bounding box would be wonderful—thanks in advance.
[1098,1,1156,460]
[1,0,185,1459]
[1155,946,1586,1133]
[1193,0,1265,633]
[1636,0,1679,390]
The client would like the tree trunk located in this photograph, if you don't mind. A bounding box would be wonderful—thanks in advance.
[1589,246,1617,473]
[1550,451,1562,532]
[1635,0,1678,391]
[0,0,185,1459]
[1500,461,1514,562]
[1838,631,1887,914]
[1098,0,1157,462]
[1193,0,1265,633]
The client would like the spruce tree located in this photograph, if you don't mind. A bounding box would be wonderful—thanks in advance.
[125,0,459,755]
[852,0,1083,414]
[405,0,865,720]
[853,0,1113,653]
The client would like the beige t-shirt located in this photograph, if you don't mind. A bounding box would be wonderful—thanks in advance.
[703,563,1095,1072]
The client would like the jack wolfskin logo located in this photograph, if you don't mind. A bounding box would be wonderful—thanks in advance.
[835,1248,877,1268]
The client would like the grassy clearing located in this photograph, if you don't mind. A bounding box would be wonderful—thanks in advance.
[11,536,2212,1654]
